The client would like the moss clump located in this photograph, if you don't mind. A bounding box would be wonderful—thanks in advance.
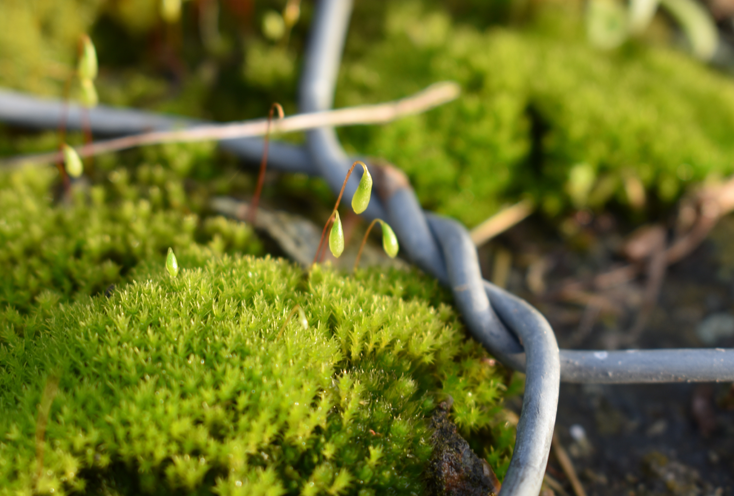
[337,3,734,225]
[0,146,260,312]
[0,255,512,495]
[0,0,105,95]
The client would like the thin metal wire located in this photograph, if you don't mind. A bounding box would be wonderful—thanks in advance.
[1,1,734,493]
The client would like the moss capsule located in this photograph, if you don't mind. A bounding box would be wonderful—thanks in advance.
[351,165,372,214]
[166,247,179,277]
[78,35,98,81]
[80,79,98,108]
[380,221,399,258]
[62,144,83,178]
[329,212,344,258]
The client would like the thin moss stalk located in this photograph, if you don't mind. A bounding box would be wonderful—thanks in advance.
[311,160,371,267]
[248,102,284,225]
[353,218,399,271]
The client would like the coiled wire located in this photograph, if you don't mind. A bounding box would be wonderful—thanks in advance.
[1,1,733,493]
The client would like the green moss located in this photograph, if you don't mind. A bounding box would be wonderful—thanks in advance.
[0,143,261,312]
[336,3,734,225]
[0,0,105,95]
[0,255,512,495]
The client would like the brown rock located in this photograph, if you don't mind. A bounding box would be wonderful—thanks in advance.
[425,397,501,496]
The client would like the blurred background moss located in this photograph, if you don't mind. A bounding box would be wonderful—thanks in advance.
[2,0,734,226]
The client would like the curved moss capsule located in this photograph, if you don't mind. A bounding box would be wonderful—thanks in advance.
[166,247,179,277]
[161,0,182,23]
[351,165,372,214]
[297,307,308,329]
[78,35,98,81]
[80,79,98,108]
[62,144,83,178]
[380,221,399,258]
[329,212,344,258]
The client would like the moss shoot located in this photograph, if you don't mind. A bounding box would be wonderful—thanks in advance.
[0,255,513,495]
[0,144,260,313]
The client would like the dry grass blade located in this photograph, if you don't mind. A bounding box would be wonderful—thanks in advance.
[470,199,534,246]
[552,432,587,496]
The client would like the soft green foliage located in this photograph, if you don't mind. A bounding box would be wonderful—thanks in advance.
[337,2,734,225]
[0,158,260,312]
[0,256,512,495]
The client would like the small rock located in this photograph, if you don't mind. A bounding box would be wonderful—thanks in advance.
[426,397,501,496]
[646,419,667,437]
[696,313,734,345]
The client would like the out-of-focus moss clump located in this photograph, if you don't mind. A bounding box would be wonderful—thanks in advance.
[5,1,734,226]
[0,0,105,95]
[0,255,514,495]
[337,3,734,226]
[0,141,261,313]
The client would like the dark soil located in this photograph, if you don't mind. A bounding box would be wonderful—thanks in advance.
[484,211,734,495]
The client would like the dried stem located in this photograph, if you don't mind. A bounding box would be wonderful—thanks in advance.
[34,373,60,488]
[2,82,460,168]
[81,106,94,175]
[248,103,284,225]
[277,304,301,340]
[353,218,381,272]
[310,160,367,268]
[470,198,534,247]
[552,433,587,496]
[55,75,73,189]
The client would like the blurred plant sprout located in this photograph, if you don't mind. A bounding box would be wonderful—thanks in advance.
[61,144,83,178]
[161,0,182,24]
[166,247,179,278]
[77,35,98,108]
[587,0,718,60]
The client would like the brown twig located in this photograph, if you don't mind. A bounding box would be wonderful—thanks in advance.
[623,227,667,345]
[470,199,534,247]
[552,432,587,496]
[277,304,301,339]
[2,82,460,168]
[247,103,284,225]
[543,474,571,496]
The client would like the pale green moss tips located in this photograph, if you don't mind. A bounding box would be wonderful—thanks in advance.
[0,161,261,312]
[0,256,513,494]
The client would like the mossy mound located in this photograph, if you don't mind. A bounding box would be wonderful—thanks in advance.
[0,255,512,495]
[337,3,734,225]
[0,143,260,313]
